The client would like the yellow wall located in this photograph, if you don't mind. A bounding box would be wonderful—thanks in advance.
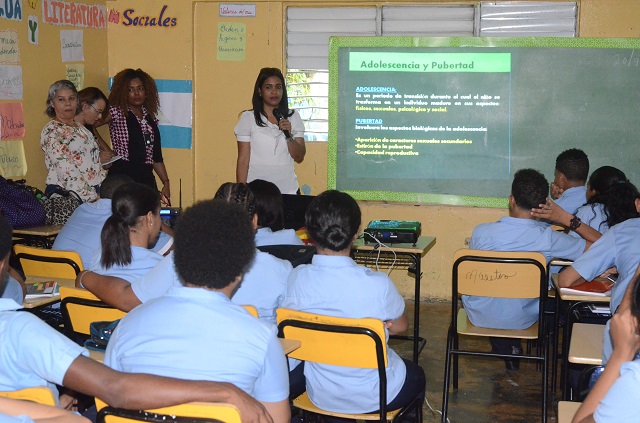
[74,0,640,299]
[1,0,108,187]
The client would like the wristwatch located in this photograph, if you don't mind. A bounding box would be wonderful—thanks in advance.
[569,215,582,230]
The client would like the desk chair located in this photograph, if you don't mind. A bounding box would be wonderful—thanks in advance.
[547,257,574,392]
[13,245,83,278]
[60,286,126,345]
[241,304,259,318]
[95,398,241,423]
[276,308,423,422]
[0,386,57,406]
[441,249,548,423]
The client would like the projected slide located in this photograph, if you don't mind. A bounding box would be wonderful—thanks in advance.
[340,51,512,183]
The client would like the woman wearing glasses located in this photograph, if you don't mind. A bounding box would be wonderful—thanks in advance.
[100,68,171,205]
[40,80,107,202]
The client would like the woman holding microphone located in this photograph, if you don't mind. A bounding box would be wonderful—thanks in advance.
[235,68,306,195]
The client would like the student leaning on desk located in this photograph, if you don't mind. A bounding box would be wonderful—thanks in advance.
[572,272,640,423]
[0,214,275,423]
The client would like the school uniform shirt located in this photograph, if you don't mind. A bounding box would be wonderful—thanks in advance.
[234,110,305,194]
[0,299,87,401]
[0,414,36,423]
[571,217,640,315]
[104,287,289,403]
[281,255,407,414]
[255,227,304,247]
[53,199,172,268]
[555,185,587,215]
[90,246,163,283]
[131,251,292,325]
[593,359,640,422]
[1,275,23,305]
[463,217,586,330]
[569,203,609,238]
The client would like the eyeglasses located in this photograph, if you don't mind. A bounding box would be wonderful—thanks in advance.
[90,103,103,116]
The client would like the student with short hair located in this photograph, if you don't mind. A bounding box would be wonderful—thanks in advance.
[0,213,278,423]
[247,179,304,247]
[282,190,424,416]
[104,200,290,423]
[551,148,589,215]
[465,169,589,369]
[88,183,163,282]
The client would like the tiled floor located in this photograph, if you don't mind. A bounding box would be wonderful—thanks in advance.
[396,301,560,423]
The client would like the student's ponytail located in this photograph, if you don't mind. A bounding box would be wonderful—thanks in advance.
[101,212,132,269]
[100,183,161,269]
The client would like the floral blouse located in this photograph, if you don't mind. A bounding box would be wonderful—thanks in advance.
[40,120,106,202]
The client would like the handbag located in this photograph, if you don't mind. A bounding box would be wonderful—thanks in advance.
[84,319,120,352]
[40,189,83,226]
[0,176,47,228]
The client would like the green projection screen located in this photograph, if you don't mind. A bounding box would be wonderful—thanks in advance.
[328,37,640,208]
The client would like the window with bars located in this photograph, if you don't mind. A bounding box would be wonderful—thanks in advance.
[286,2,576,142]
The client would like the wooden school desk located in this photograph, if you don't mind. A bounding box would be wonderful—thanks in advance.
[569,323,604,366]
[21,275,75,309]
[352,235,437,363]
[552,274,610,400]
[12,225,63,248]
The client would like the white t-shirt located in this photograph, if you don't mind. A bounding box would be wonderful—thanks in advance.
[234,110,305,194]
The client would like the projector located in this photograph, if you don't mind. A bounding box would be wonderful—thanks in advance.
[363,220,421,245]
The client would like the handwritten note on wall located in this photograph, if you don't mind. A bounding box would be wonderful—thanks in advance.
[0,140,27,178]
[60,30,83,62]
[0,30,19,64]
[0,103,25,140]
[66,64,84,89]
[217,22,245,61]
[0,65,23,100]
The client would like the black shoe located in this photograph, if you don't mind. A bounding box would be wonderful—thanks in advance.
[505,345,522,371]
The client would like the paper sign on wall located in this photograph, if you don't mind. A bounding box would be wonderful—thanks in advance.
[28,15,38,45]
[0,0,23,21]
[0,140,27,178]
[66,64,84,89]
[217,22,245,61]
[0,31,19,64]
[60,30,83,62]
[0,103,25,140]
[219,4,256,17]
[0,65,23,100]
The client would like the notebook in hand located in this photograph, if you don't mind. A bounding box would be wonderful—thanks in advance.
[560,279,614,297]
[25,280,59,299]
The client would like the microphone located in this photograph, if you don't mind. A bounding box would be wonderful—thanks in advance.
[272,109,292,139]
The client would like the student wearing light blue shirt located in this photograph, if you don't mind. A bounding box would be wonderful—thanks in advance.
[465,169,590,370]
[88,183,163,283]
[572,273,640,423]
[105,200,290,423]
[551,148,589,216]
[79,183,293,326]
[53,174,172,269]
[282,190,424,415]
[248,179,304,247]
[0,211,277,423]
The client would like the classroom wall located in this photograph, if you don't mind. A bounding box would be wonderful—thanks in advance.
[83,0,640,300]
[1,0,108,189]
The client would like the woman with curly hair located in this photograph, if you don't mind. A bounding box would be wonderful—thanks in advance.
[101,68,171,205]
[235,67,306,194]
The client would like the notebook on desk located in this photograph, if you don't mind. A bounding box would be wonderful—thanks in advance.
[559,279,614,297]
